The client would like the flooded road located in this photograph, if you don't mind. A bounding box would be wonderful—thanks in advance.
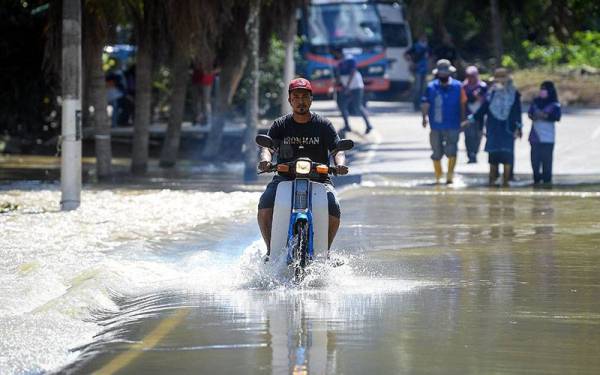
[3,178,597,374]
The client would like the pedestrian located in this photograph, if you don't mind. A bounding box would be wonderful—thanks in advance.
[462,65,487,163]
[191,65,216,126]
[336,55,373,135]
[404,34,430,111]
[528,81,561,184]
[465,68,522,187]
[105,72,125,128]
[421,59,467,184]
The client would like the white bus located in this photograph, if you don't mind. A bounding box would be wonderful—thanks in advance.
[375,1,413,94]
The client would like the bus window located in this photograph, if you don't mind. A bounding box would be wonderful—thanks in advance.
[308,3,383,47]
[381,23,409,48]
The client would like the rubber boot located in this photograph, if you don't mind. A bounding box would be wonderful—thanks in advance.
[489,164,499,186]
[433,160,443,184]
[446,156,457,184]
[502,164,512,187]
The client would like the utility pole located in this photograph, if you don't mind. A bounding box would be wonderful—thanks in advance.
[60,0,82,210]
[243,0,261,182]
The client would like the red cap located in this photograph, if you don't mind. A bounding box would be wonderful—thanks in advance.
[288,78,312,93]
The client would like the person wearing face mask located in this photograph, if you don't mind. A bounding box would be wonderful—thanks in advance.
[528,81,561,184]
[421,59,467,184]
[464,68,523,187]
[462,66,487,163]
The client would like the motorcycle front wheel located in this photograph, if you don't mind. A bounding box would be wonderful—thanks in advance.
[293,221,309,282]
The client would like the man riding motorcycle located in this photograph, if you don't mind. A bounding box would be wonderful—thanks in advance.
[257,78,349,260]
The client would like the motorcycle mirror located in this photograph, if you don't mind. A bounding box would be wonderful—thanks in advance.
[336,139,354,151]
[255,134,274,148]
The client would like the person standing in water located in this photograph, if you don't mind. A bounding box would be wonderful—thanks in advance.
[462,66,487,163]
[528,81,561,184]
[421,59,467,184]
[465,68,522,187]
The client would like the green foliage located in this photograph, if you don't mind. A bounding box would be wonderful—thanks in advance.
[522,31,600,68]
[522,36,565,67]
[233,34,286,118]
[501,54,519,70]
[566,31,600,68]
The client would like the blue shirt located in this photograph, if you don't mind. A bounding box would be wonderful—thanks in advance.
[423,78,464,130]
[407,42,429,74]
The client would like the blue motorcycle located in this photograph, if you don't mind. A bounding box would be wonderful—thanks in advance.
[256,135,354,281]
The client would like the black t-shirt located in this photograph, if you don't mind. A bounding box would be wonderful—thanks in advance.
[268,112,339,166]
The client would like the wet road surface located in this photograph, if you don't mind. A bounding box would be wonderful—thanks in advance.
[62,181,600,375]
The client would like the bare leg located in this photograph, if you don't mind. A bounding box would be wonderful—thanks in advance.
[328,215,340,251]
[502,164,512,187]
[257,208,273,255]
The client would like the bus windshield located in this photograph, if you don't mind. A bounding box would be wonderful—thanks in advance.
[308,3,383,48]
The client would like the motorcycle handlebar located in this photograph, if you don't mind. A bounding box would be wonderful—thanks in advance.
[257,162,345,176]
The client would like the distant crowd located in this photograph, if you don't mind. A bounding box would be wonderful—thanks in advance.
[326,33,561,186]
[406,35,561,186]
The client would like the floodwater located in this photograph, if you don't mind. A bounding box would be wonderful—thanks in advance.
[2,176,600,374]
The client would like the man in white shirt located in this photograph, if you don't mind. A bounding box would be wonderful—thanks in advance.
[336,55,373,135]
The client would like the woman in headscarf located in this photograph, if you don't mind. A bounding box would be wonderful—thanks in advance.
[465,68,522,186]
[462,65,487,163]
[528,81,561,184]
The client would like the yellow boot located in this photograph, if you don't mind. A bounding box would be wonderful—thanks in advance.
[433,160,443,184]
[447,156,457,184]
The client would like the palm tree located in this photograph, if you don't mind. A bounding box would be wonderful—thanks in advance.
[130,0,159,175]
[203,0,304,159]
[159,0,221,167]
[82,0,123,180]
[243,0,261,181]
[202,2,251,159]
[279,7,297,115]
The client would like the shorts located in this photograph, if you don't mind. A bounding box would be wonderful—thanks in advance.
[258,176,341,218]
[488,151,514,165]
[430,129,460,160]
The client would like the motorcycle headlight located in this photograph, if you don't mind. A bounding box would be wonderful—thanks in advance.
[295,160,311,175]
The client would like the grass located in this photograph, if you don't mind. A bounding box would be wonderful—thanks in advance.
[511,67,600,106]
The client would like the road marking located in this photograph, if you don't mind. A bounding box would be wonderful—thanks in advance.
[93,309,189,375]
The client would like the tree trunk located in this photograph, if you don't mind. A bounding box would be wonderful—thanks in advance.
[243,0,260,181]
[83,9,112,179]
[202,53,248,159]
[159,49,189,167]
[131,7,154,175]
[406,0,432,39]
[490,0,503,67]
[280,8,296,115]
[89,41,112,179]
